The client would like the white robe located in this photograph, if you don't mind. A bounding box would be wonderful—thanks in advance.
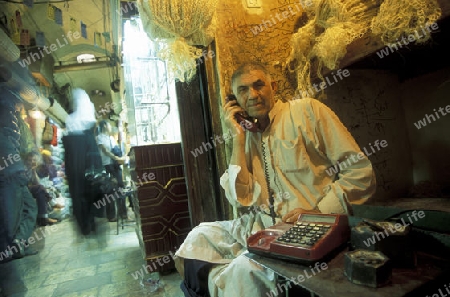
[175,98,376,297]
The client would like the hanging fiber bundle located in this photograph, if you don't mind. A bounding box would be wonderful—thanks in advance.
[371,0,441,44]
[137,0,218,82]
[287,0,379,97]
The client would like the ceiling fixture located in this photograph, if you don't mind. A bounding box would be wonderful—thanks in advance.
[90,89,106,96]
[77,54,96,63]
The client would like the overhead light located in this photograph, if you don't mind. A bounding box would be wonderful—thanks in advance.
[77,54,96,63]
[90,89,106,96]
[29,109,46,120]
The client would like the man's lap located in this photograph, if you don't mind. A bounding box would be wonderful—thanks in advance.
[176,211,275,262]
[176,212,278,296]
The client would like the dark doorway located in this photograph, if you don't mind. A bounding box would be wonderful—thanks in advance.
[175,45,228,226]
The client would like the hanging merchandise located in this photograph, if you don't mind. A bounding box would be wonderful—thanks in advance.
[10,17,16,33]
[47,4,55,21]
[42,120,54,144]
[55,7,63,26]
[36,31,45,48]
[20,29,30,46]
[51,124,58,147]
[81,21,87,39]
[10,18,20,45]
[136,0,218,82]
[15,10,22,28]
[70,17,77,33]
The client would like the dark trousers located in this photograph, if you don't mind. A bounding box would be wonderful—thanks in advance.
[0,176,37,252]
[63,131,103,235]
[181,259,213,297]
[104,164,127,220]
[28,184,50,218]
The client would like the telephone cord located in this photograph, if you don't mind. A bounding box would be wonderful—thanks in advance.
[261,139,276,225]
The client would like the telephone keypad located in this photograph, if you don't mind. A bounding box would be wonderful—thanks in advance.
[276,223,331,247]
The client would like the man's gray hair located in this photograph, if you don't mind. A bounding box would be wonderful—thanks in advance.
[231,62,272,86]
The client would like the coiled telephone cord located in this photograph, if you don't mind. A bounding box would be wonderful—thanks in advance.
[262,140,276,225]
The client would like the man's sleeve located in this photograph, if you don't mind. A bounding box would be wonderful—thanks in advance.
[309,99,376,214]
[219,164,262,208]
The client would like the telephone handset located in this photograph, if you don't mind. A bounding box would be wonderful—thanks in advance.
[226,94,260,132]
[247,213,350,264]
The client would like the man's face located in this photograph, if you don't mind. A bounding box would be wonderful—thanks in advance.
[232,70,277,118]
[26,155,38,169]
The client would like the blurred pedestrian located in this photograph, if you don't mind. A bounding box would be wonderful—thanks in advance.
[96,120,127,222]
[62,88,106,238]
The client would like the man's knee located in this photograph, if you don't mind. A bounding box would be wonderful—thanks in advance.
[181,258,214,297]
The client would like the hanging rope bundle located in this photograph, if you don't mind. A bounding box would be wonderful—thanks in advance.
[137,0,218,82]
[286,0,441,98]
[287,0,379,96]
[371,0,441,44]
[313,0,378,71]
[287,20,316,98]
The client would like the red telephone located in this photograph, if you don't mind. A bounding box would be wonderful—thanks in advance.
[226,94,260,132]
[247,213,350,264]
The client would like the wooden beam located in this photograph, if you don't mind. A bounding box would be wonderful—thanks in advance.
[53,61,111,73]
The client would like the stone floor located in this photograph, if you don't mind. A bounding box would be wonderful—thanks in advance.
[0,216,184,297]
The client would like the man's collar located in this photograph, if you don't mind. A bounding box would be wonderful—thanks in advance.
[268,99,284,124]
[257,99,283,133]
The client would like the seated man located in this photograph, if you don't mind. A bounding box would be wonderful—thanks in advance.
[25,151,58,226]
[37,151,65,210]
[175,62,376,297]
